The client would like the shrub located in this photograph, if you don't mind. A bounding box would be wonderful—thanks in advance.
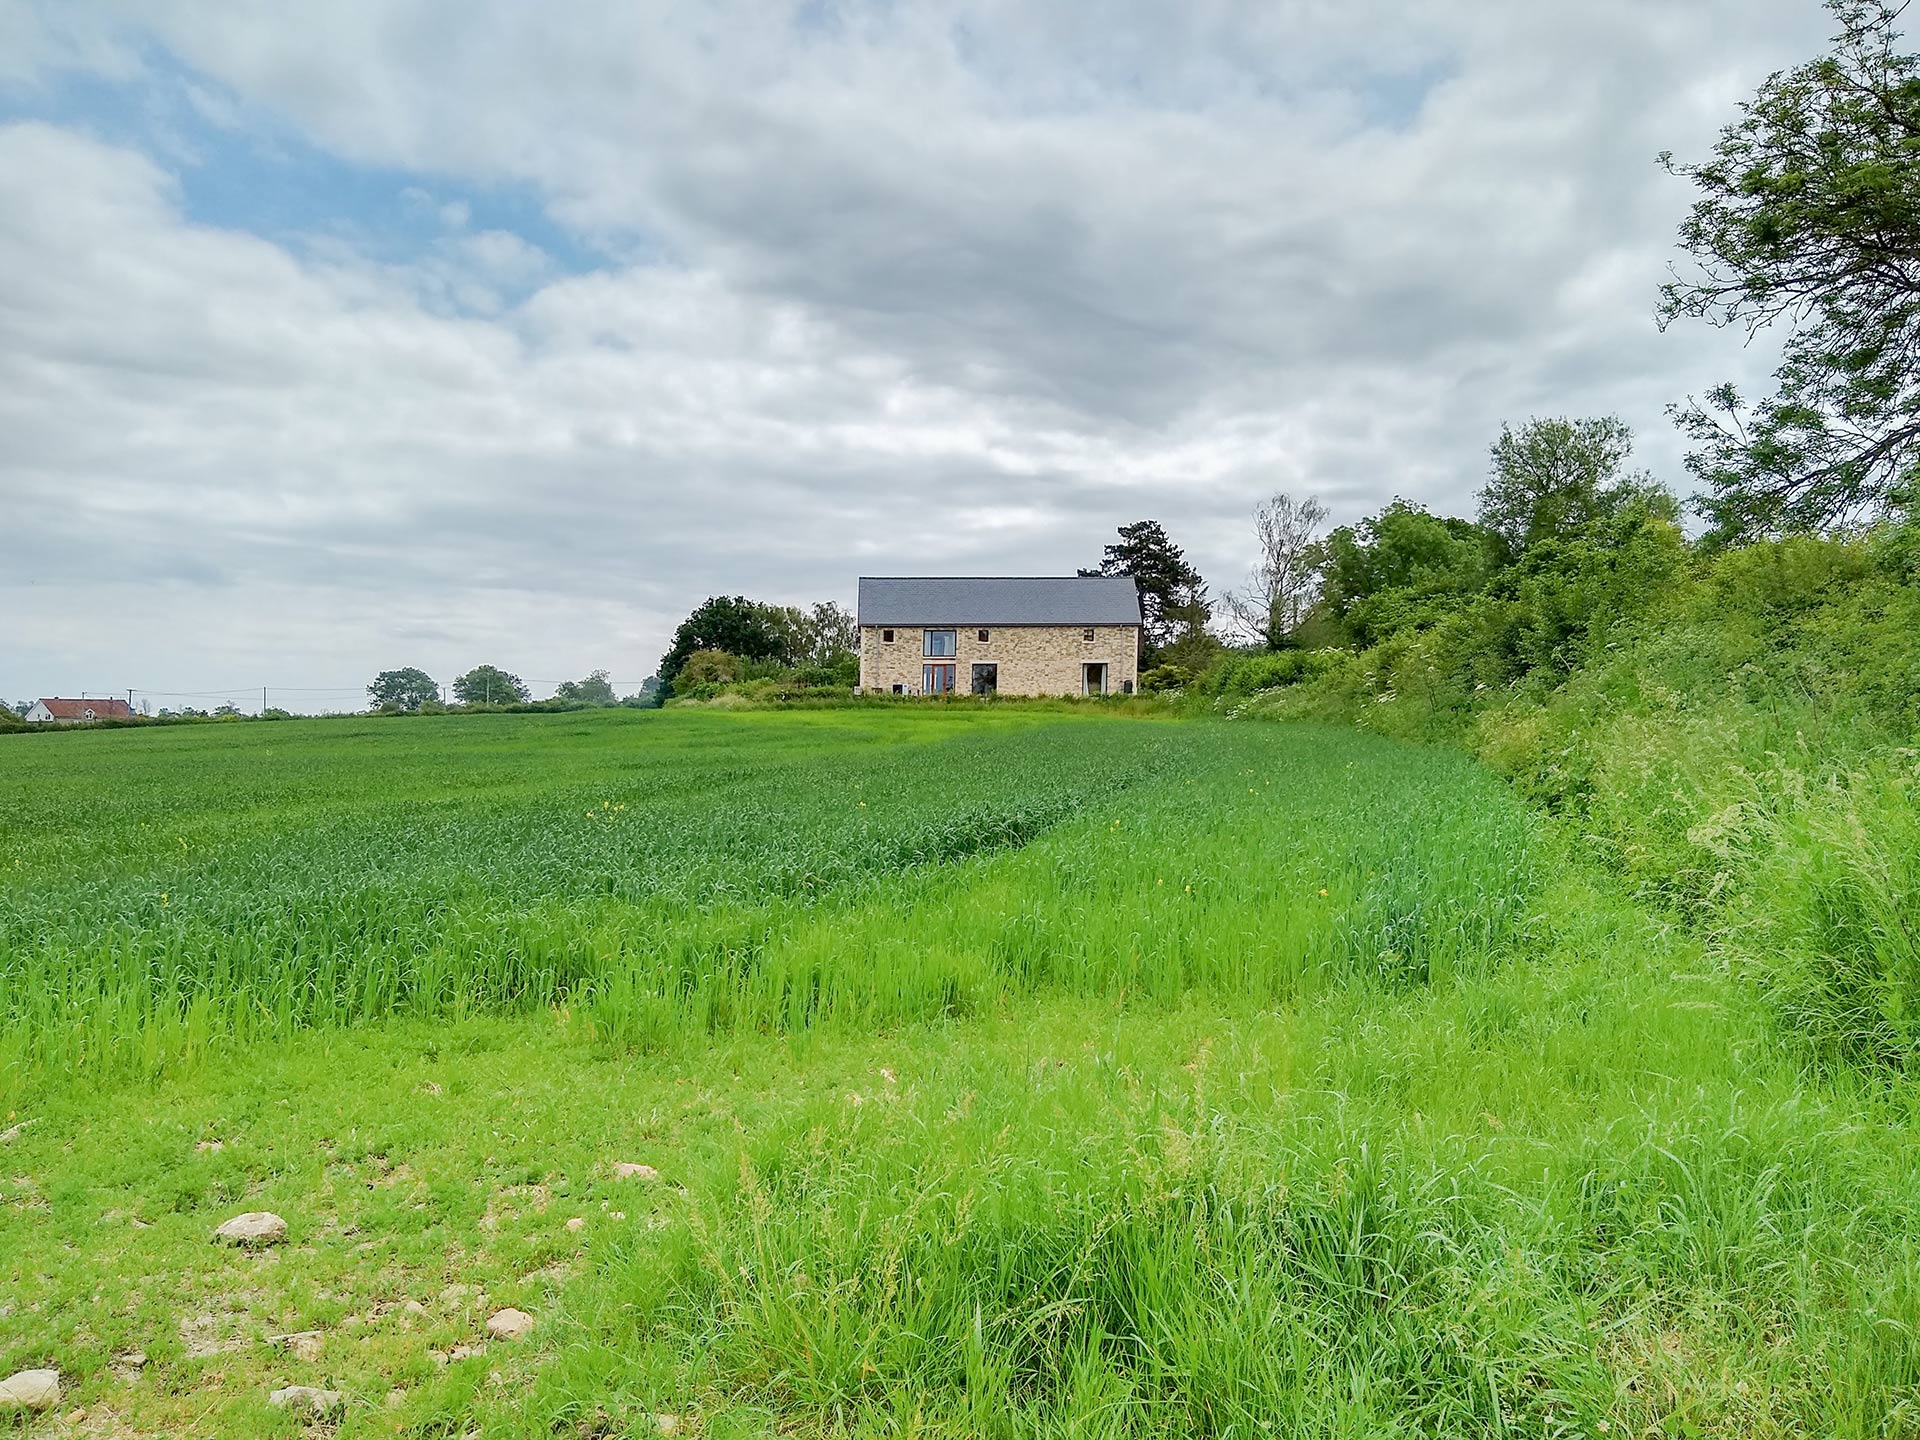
[1193,649,1343,699]
[1139,664,1194,693]
[673,649,745,695]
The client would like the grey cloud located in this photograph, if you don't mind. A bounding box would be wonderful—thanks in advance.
[0,1,1836,701]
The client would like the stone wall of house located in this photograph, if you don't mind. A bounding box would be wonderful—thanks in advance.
[858,624,1139,696]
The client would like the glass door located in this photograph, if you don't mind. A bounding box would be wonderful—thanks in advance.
[923,662,956,694]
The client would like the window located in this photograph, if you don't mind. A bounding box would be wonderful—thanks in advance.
[923,629,956,658]
[923,662,956,694]
[1082,627,1095,643]
[971,663,998,695]
[977,628,991,643]
[891,683,904,694]
[882,628,895,643]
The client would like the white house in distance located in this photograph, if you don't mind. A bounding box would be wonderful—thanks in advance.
[22,697,137,725]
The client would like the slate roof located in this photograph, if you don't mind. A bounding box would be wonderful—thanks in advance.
[858,576,1142,627]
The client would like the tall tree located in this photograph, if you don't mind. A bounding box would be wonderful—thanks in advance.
[452,664,530,706]
[368,667,439,712]
[1478,417,1673,559]
[1156,588,1226,675]
[1661,0,1920,539]
[1317,501,1494,648]
[658,596,789,684]
[1224,492,1328,648]
[553,669,618,705]
[1084,519,1205,656]
[794,601,859,666]
[624,675,665,707]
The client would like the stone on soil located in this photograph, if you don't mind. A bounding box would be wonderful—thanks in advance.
[0,1370,61,1413]
[269,1385,344,1417]
[486,1307,535,1341]
[213,1211,287,1247]
[268,1329,324,1361]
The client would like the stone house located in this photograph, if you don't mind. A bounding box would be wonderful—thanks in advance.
[856,576,1142,697]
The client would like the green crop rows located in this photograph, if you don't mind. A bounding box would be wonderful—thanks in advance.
[0,709,1530,1078]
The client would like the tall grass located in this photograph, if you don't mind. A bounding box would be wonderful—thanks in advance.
[1228,530,1920,1073]
[539,882,1920,1437]
[0,710,1532,1084]
[4,707,1920,1434]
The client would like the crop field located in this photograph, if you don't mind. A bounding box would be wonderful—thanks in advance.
[2,708,1917,1437]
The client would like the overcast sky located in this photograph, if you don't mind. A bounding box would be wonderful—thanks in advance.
[0,1,1831,710]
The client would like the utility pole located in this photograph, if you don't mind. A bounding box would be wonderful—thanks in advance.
[262,685,268,715]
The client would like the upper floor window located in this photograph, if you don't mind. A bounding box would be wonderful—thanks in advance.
[923,629,956,658]
[1082,627,1095,643]
[881,628,895,643]
[977,628,991,643]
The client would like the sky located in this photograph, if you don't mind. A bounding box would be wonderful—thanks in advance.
[0,0,1834,712]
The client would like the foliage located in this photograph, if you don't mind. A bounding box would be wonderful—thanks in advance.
[552,668,618,706]
[1084,518,1205,657]
[671,649,745,694]
[453,664,531,706]
[1226,520,1920,1072]
[1153,589,1227,675]
[1223,492,1328,646]
[1190,648,1347,699]
[367,666,439,712]
[1315,500,1495,647]
[621,675,665,707]
[658,595,793,684]
[1138,663,1195,693]
[1662,0,1920,539]
[659,596,855,687]
[769,600,859,667]
[670,649,861,702]
[1479,416,1676,559]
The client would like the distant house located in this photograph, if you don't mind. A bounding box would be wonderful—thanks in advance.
[23,697,136,725]
[857,576,1142,697]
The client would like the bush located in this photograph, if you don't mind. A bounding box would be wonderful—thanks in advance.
[1139,664,1194,693]
[1192,649,1344,699]
[673,650,745,696]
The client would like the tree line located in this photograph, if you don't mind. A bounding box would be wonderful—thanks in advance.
[364,665,657,713]
[1104,0,1920,688]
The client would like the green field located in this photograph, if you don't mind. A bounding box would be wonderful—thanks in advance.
[2,709,1916,1436]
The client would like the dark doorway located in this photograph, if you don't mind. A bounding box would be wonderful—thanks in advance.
[971,663,998,696]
